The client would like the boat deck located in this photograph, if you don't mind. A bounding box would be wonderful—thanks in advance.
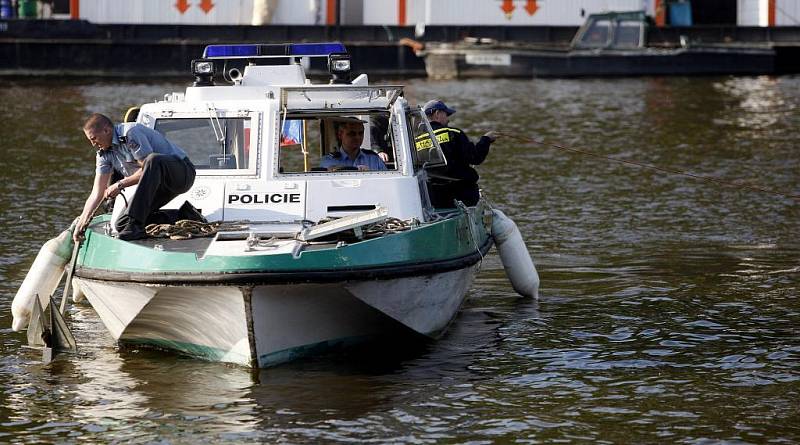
[86,219,382,257]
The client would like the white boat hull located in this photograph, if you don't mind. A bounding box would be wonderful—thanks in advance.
[74,264,479,367]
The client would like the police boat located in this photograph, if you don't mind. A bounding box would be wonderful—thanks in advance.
[11,42,538,367]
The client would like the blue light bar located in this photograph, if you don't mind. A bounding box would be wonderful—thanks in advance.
[204,44,259,58]
[288,42,346,56]
[203,42,347,59]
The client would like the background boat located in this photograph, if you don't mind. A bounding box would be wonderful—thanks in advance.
[417,11,777,78]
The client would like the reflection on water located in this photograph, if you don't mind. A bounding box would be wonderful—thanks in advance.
[0,76,798,443]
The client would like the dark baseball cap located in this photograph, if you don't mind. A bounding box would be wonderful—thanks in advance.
[423,99,456,116]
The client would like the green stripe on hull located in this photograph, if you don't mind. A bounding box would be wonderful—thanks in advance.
[122,338,250,366]
[79,204,491,275]
[122,336,368,368]
[258,336,369,368]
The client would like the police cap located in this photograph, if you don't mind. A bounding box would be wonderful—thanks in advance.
[423,99,456,116]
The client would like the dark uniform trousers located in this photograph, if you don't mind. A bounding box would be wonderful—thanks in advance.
[116,153,196,231]
[429,180,481,208]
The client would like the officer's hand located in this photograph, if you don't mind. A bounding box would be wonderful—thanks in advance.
[103,182,122,200]
[483,131,497,142]
[378,152,389,163]
[73,223,86,244]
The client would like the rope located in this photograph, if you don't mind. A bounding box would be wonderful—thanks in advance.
[146,220,223,240]
[495,131,800,201]
[142,217,416,243]
[362,217,413,238]
[298,216,415,243]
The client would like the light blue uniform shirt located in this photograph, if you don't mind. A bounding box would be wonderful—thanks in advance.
[95,123,188,176]
[320,147,387,171]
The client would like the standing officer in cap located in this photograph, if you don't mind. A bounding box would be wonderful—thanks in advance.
[76,113,199,241]
[422,99,497,207]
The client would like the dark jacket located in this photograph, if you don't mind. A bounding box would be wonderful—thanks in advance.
[427,121,493,207]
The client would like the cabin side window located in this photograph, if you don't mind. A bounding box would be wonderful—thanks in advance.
[613,20,643,48]
[154,118,254,173]
[278,111,398,174]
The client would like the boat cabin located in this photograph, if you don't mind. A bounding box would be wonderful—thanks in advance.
[131,43,448,229]
[571,11,649,50]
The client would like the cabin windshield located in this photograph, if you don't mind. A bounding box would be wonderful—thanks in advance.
[154,117,254,172]
[277,110,398,174]
[580,19,612,48]
[573,11,647,50]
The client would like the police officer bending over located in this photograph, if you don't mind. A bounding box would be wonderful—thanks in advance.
[321,120,387,171]
[423,99,497,207]
[76,113,198,241]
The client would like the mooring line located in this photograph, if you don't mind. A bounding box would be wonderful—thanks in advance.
[495,131,799,201]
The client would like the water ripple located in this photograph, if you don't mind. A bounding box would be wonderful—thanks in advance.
[0,77,798,443]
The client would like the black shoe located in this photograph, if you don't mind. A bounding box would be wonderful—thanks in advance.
[117,222,147,241]
[179,201,207,223]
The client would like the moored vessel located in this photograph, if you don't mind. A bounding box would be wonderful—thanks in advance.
[415,11,776,79]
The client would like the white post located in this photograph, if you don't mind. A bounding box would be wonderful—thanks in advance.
[252,0,279,26]
[758,0,769,26]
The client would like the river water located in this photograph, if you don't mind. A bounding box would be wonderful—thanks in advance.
[0,75,798,443]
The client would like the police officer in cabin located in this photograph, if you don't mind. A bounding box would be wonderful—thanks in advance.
[422,99,497,207]
[75,113,199,242]
[320,119,387,171]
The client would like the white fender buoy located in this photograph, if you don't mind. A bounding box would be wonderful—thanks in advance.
[491,209,540,299]
[11,227,75,331]
[71,278,85,303]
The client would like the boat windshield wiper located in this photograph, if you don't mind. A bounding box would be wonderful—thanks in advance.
[206,103,226,150]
